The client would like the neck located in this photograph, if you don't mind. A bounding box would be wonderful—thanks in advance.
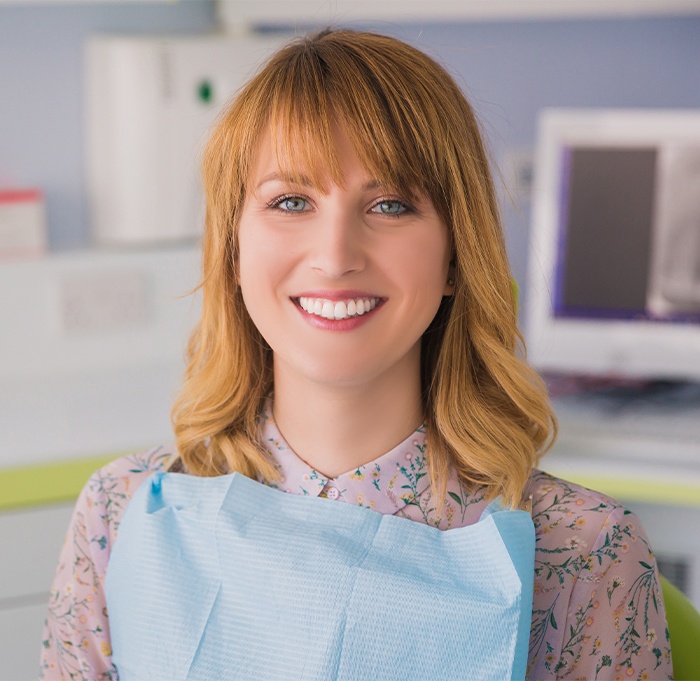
[271,362,423,479]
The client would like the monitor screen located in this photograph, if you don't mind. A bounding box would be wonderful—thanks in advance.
[525,110,700,380]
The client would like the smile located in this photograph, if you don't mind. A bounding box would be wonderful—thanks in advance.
[297,296,382,321]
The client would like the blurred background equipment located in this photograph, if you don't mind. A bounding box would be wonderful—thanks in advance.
[87,33,285,245]
[525,108,700,628]
[526,109,700,382]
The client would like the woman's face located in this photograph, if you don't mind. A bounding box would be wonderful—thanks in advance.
[237,126,452,391]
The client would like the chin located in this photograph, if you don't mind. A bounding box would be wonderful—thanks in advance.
[279,344,419,392]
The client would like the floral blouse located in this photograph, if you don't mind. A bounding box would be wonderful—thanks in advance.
[40,407,672,681]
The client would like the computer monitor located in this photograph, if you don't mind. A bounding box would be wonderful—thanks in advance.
[525,109,700,381]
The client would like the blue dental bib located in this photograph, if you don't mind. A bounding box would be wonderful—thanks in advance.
[105,472,534,680]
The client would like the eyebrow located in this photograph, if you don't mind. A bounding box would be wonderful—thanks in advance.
[255,172,382,192]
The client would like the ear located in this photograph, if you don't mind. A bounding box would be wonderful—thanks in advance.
[443,266,456,296]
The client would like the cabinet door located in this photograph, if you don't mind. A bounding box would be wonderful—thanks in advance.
[0,504,74,681]
[0,602,54,681]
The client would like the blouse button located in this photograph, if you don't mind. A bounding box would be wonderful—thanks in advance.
[326,487,340,500]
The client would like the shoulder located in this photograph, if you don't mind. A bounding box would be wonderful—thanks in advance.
[77,443,177,548]
[526,468,633,545]
[525,469,649,583]
[89,442,176,485]
[527,468,622,510]
[524,469,651,612]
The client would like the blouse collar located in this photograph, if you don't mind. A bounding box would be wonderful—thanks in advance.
[258,400,432,515]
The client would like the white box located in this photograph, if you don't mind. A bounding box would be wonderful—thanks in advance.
[0,190,47,258]
[86,33,287,246]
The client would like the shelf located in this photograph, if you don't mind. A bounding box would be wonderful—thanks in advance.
[217,0,700,25]
[542,451,700,507]
[543,390,700,507]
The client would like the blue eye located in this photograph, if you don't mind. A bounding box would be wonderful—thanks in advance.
[272,196,308,212]
[372,200,408,216]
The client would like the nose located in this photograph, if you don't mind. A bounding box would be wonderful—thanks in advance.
[308,208,366,278]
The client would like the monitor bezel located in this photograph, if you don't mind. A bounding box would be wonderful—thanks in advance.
[525,109,700,381]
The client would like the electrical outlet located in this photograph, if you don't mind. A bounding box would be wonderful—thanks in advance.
[58,269,150,334]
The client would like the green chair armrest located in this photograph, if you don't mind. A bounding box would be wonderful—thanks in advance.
[660,574,700,680]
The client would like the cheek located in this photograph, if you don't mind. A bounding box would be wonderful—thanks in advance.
[238,218,274,282]
[237,219,270,312]
[237,218,298,339]
[238,217,299,282]
[238,217,266,269]
[397,228,451,293]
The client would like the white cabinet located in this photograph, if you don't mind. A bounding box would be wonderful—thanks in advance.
[0,246,200,469]
[0,504,74,681]
[0,603,56,681]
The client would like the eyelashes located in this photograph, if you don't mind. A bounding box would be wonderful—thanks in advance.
[267,194,309,213]
[369,199,412,217]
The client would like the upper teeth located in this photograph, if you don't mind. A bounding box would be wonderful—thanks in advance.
[298,297,379,320]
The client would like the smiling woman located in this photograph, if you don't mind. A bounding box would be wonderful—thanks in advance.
[40,28,672,681]
[175,29,549,508]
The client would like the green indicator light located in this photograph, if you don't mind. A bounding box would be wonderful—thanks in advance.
[198,80,213,104]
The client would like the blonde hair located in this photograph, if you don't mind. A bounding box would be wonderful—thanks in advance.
[172,28,557,509]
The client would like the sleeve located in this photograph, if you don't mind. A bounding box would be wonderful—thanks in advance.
[39,471,119,681]
[557,506,673,681]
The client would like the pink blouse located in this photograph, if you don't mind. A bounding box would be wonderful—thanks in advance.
[40,408,672,680]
